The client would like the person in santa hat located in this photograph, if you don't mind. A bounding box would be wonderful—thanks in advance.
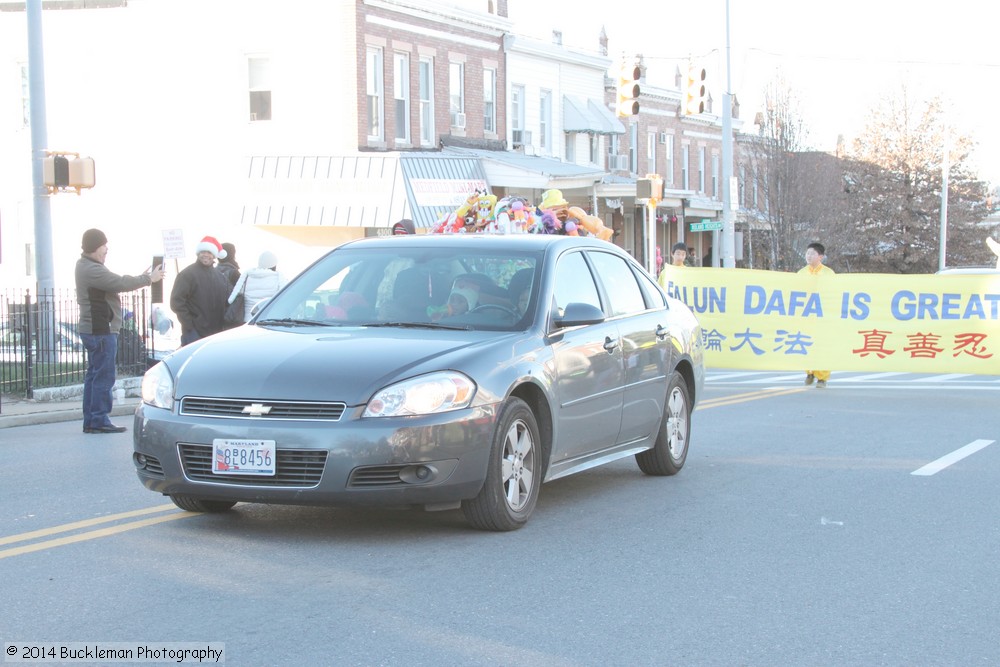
[170,235,232,346]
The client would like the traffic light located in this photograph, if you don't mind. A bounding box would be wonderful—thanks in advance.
[616,62,641,117]
[42,153,96,194]
[685,66,707,115]
[43,155,70,188]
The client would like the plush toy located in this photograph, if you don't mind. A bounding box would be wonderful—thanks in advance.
[537,189,613,241]
[566,206,614,241]
[432,211,465,234]
[473,192,498,231]
[510,200,528,233]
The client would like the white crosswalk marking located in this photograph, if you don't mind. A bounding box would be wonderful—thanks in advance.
[705,370,1000,389]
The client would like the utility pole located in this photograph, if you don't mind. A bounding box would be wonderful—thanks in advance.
[938,127,949,272]
[27,0,55,293]
[27,0,57,367]
[720,0,736,268]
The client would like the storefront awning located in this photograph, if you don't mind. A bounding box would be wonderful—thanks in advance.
[399,154,490,228]
[563,96,626,135]
[241,154,489,230]
[443,147,605,191]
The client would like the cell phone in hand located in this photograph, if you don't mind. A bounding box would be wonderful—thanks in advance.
[151,255,164,303]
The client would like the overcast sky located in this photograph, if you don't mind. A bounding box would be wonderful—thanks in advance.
[506,0,1000,185]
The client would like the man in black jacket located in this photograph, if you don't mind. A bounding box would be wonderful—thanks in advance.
[76,228,164,434]
[170,236,231,346]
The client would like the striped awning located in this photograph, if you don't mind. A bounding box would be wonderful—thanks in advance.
[241,154,488,230]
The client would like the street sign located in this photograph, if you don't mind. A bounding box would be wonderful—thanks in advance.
[690,219,723,232]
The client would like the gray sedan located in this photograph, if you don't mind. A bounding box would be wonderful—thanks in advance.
[133,234,704,530]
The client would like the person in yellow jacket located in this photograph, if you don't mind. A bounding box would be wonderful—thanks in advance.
[798,242,835,388]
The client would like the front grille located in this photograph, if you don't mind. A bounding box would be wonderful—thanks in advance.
[179,397,346,421]
[348,465,407,487]
[178,444,327,487]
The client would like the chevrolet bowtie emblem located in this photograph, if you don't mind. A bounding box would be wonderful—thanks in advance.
[242,403,272,417]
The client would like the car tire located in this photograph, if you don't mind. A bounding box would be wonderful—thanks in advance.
[461,397,541,531]
[635,372,691,476]
[170,495,237,513]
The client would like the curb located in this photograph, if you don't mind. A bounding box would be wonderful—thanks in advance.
[0,401,142,429]
[0,377,144,430]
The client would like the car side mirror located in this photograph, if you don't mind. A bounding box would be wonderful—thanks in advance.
[553,302,606,328]
[249,298,270,319]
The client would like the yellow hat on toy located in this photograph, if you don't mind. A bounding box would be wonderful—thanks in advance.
[540,189,568,210]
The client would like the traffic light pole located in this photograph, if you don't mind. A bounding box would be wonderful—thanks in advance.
[720,0,736,269]
[27,0,55,293]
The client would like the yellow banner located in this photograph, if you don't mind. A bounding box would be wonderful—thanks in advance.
[659,267,1000,375]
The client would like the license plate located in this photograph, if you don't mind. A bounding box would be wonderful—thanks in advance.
[212,439,276,476]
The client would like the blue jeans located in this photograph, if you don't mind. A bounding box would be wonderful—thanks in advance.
[81,333,118,428]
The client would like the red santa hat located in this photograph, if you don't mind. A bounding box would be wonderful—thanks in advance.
[195,236,227,259]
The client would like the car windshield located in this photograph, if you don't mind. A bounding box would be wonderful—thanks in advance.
[256,244,541,332]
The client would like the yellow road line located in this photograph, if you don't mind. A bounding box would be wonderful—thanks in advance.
[0,387,802,560]
[0,503,178,547]
[698,386,807,409]
[0,511,194,560]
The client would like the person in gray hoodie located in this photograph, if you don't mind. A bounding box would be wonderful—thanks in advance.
[75,228,164,434]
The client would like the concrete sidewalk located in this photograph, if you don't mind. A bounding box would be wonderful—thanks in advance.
[0,378,142,429]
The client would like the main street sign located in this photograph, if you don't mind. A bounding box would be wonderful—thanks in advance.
[690,219,723,232]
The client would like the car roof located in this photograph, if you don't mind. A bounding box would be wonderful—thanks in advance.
[343,234,616,252]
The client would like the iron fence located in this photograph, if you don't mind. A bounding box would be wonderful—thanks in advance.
[1,287,161,398]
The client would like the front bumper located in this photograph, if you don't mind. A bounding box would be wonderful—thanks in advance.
[132,401,498,508]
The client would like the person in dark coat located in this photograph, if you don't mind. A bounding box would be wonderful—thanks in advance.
[170,236,232,346]
[217,242,241,288]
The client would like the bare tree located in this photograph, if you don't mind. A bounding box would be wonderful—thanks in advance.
[843,89,989,272]
[740,75,811,271]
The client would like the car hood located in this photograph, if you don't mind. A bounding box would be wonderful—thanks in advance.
[165,325,512,405]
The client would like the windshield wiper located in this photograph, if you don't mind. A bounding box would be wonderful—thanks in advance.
[255,318,333,327]
[362,321,472,331]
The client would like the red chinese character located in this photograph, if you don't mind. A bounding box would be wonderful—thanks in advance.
[853,329,895,358]
[953,332,993,359]
[903,332,944,359]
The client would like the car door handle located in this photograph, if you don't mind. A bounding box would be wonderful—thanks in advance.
[655,325,668,341]
[603,336,618,353]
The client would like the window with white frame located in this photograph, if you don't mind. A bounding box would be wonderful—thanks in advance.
[647,132,656,172]
[510,84,525,138]
[366,47,384,139]
[394,53,410,142]
[483,68,496,134]
[565,132,575,162]
[449,62,465,127]
[19,63,31,127]
[665,134,674,185]
[248,56,272,122]
[539,90,551,151]
[418,58,434,146]
[590,133,599,164]
[698,146,706,193]
[682,145,689,190]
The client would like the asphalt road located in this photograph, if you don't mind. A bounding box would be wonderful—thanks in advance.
[1,373,998,666]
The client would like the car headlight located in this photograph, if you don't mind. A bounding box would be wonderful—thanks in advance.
[141,362,175,410]
[364,371,476,418]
